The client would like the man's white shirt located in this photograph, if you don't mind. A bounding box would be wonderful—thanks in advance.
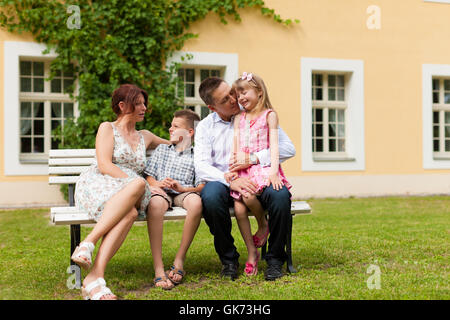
[194,112,296,186]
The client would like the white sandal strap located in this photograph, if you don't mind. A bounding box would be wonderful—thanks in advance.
[79,241,95,252]
[91,286,113,300]
[84,277,106,293]
[73,242,94,260]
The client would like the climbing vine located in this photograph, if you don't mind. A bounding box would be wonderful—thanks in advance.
[0,0,298,147]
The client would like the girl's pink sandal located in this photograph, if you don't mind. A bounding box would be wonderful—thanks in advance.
[252,228,269,248]
[244,251,260,276]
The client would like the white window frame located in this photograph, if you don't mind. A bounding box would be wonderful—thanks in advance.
[178,67,223,119]
[422,64,450,169]
[301,57,365,172]
[424,0,450,4]
[4,41,78,175]
[168,51,238,98]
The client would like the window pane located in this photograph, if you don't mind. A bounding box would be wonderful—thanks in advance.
[445,126,450,138]
[338,124,345,137]
[52,120,61,131]
[200,70,209,81]
[33,137,44,153]
[63,78,74,91]
[445,112,450,124]
[314,88,323,100]
[312,138,315,152]
[329,109,336,122]
[21,137,31,153]
[329,139,336,152]
[33,62,44,76]
[51,102,61,117]
[313,74,323,86]
[445,93,450,104]
[20,77,31,92]
[20,61,32,76]
[338,139,345,152]
[433,111,439,124]
[337,75,345,87]
[316,139,323,152]
[446,140,450,152]
[185,83,195,97]
[432,79,440,90]
[34,120,44,135]
[328,75,336,87]
[444,80,450,91]
[433,92,439,104]
[328,88,336,101]
[185,69,194,82]
[211,70,220,77]
[51,138,60,149]
[315,109,323,122]
[178,69,184,78]
[21,102,32,117]
[63,69,74,77]
[329,124,336,137]
[315,124,323,137]
[35,102,44,117]
[51,79,61,93]
[201,106,210,119]
[338,109,345,122]
[337,89,345,101]
[433,139,439,152]
[33,78,44,92]
[64,103,74,118]
[433,125,439,138]
[20,120,31,135]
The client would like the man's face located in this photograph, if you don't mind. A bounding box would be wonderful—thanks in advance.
[209,82,240,122]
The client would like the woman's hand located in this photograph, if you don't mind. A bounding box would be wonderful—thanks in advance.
[268,173,284,191]
[163,178,186,193]
[224,171,238,183]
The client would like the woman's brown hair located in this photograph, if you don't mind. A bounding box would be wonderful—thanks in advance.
[111,84,148,116]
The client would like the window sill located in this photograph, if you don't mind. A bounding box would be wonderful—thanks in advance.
[20,158,48,164]
[433,156,450,160]
[313,156,356,162]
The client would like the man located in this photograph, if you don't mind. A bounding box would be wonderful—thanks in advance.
[194,77,296,281]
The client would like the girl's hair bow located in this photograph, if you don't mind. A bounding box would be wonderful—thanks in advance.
[241,72,253,81]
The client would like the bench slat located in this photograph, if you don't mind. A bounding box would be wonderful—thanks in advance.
[49,149,96,158]
[50,201,311,225]
[49,166,91,175]
[49,176,79,184]
[49,158,96,166]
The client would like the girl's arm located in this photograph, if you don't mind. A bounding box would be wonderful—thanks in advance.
[267,111,284,191]
[95,122,128,178]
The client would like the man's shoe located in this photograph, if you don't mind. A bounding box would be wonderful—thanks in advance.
[264,261,284,281]
[221,263,239,281]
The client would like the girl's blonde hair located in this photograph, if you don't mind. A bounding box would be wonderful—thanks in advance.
[234,73,273,113]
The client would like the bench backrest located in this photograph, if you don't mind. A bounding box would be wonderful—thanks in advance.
[48,149,96,185]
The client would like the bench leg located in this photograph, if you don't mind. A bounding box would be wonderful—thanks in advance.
[70,224,82,287]
[285,214,297,273]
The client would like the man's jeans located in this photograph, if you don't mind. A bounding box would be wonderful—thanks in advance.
[201,181,292,265]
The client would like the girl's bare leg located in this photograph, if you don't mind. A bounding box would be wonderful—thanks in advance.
[242,194,268,240]
[234,200,258,264]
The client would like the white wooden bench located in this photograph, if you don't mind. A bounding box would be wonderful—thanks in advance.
[49,149,312,281]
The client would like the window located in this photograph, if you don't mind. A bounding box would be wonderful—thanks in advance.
[178,67,222,119]
[301,57,365,172]
[423,64,450,169]
[19,60,75,163]
[431,78,450,158]
[312,73,347,156]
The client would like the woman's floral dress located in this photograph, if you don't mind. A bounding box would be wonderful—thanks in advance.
[75,122,152,221]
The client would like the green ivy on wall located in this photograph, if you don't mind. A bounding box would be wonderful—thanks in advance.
[0,0,298,148]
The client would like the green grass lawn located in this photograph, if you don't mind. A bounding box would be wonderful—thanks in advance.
[0,196,449,300]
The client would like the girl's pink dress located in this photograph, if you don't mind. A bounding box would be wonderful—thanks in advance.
[230,109,292,200]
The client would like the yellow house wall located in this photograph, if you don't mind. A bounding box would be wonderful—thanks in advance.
[182,0,450,177]
[1,0,449,205]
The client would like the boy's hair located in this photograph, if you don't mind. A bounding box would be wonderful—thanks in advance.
[199,77,224,106]
[174,109,201,129]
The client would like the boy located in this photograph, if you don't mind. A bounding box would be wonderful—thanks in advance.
[144,109,204,288]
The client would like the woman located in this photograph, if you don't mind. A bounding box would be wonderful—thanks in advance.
[72,84,169,300]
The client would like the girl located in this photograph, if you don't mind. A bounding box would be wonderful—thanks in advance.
[225,72,291,276]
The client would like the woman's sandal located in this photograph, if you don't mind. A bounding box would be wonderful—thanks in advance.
[154,273,175,290]
[81,277,117,300]
[167,265,186,285]
[71,241,95,270]
[252,227,270,248]
[244,251,260,276]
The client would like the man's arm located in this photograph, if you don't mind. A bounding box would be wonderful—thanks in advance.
[253,126,295,167]
[194,121,229,186]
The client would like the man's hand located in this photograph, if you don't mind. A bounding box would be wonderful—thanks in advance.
[224,172,238,183]
[229,177,258,198]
